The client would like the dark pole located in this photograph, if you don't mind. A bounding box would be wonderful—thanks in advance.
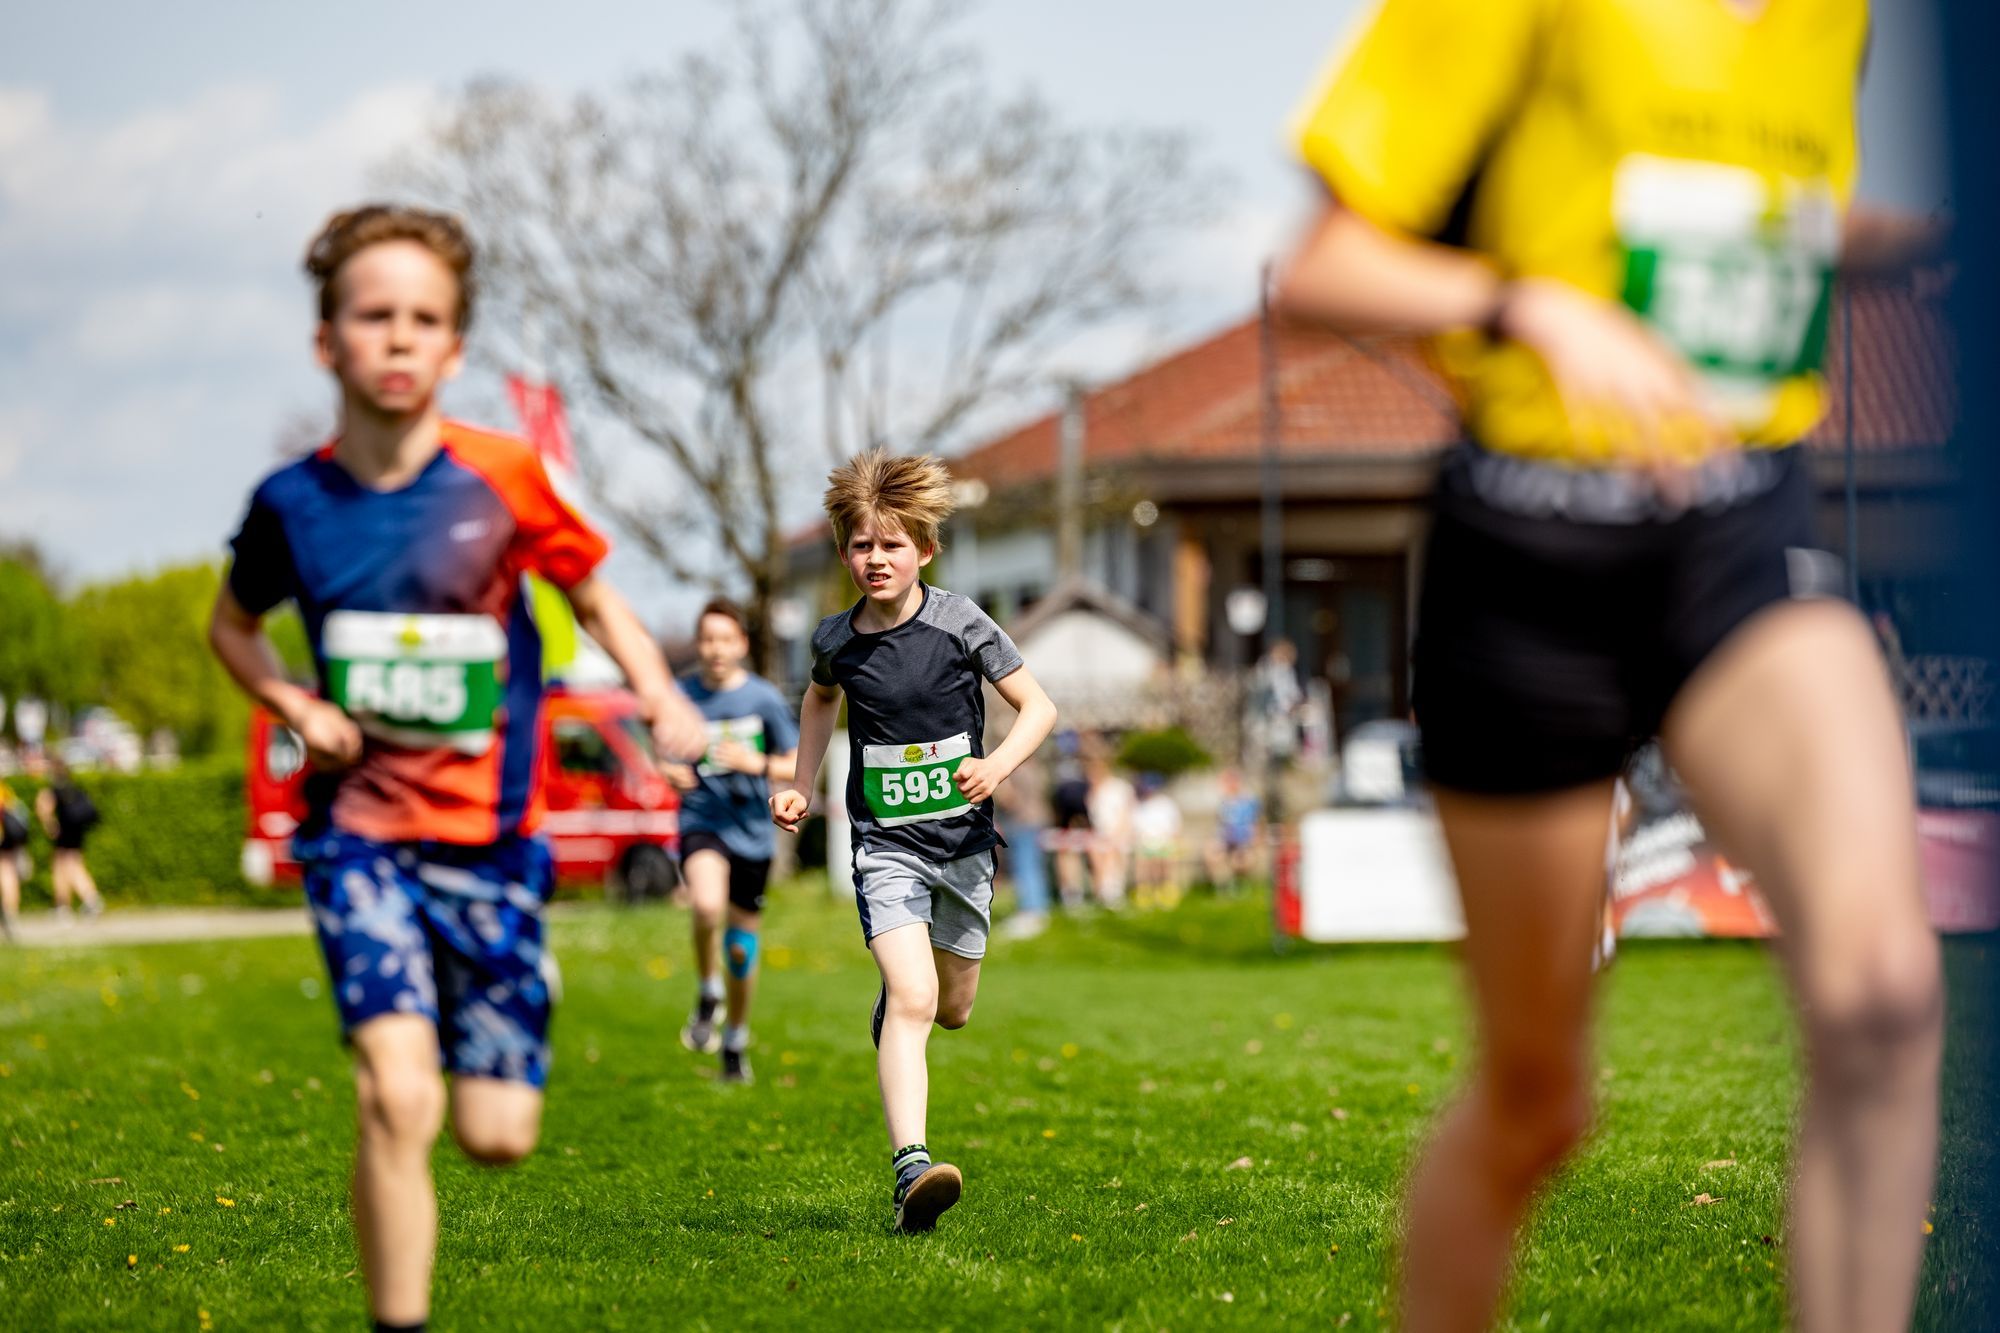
[1259,263,1287,953]
[1843,278,1860,604]
[1259,264,1284,655]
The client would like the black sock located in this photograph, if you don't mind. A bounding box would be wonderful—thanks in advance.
[893,1143,932,1193]
[375,1321,426,1333]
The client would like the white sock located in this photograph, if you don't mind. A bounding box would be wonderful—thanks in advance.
[723,1024,749,1053]
[699,975,724,1003]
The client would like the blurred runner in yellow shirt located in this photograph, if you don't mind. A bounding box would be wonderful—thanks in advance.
[1279,2,1945,1328]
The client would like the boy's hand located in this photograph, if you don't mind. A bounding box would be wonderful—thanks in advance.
[289,699,363,772]
[711,740,765,776]
[643,689,707,763]
[952,755,1005,805]
[770,788,810,833]
[660,762,700,792]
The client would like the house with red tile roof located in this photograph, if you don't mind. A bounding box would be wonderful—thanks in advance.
[785,278,1958,738]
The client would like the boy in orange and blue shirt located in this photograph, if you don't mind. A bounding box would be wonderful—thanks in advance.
[209,204,703,1332]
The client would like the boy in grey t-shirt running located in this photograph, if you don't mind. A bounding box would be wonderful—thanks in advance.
[771,450,1057,1233]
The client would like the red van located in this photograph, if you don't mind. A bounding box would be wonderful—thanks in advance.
[243,686,681,899]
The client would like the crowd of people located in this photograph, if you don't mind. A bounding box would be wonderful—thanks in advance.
[993,743,1267,939]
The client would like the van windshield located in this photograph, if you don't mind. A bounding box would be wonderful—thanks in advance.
[619,714,656,764]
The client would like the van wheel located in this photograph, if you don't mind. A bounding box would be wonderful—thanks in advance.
[616,845,679,903]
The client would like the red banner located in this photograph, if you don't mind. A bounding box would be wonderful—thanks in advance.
[506,375,576,474]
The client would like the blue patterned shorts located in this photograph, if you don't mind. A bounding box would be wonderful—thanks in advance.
[297,830,555,1087]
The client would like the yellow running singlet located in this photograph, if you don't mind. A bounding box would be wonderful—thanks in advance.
[1294,0,1866,463]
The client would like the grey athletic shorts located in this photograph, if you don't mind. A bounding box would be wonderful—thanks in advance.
[852,843,996,959]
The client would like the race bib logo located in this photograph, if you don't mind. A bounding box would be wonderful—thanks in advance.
[863,733,975,827]
[323,611,506,755]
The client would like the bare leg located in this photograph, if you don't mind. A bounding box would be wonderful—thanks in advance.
[56,851,101,914]
[869,922,939,1150]
[1401,781,1613,1333]
[70,852,101,913]
[50,851,72,911]
[933,948,981,1030]
[350,1014,448,1327]
[1664,601,1942,1333]
[724,905,761,1031]
[0,855,18,937]
[449,1076,543,1166]
[684,850,728,990]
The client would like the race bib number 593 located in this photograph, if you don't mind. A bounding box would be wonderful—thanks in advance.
[861,733,973,827]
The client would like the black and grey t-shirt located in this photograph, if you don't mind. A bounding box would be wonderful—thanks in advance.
[811,585,1024,863]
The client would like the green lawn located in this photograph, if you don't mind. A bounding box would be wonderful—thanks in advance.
[0,884,1991,1330]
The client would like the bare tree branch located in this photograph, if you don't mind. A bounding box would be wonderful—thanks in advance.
[384,0,1215,670]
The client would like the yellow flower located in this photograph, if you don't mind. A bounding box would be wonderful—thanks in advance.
[103,1218,115,1226]
[174,1244,190,1254]
[1042,1129,1057,1139]
[126,1253,136,1267]
[215,1197,234,1208]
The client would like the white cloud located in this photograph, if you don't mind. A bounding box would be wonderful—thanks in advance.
[0,79,439,581]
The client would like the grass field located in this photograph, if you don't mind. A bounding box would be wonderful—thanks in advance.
[1,882,1992,1330]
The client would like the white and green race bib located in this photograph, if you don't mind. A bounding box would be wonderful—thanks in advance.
[861,732,973,827]
[1613,155,1839,426]
[323,611,507,755]
[697,714,767,778]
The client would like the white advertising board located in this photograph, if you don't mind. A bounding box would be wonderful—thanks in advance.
[1297,807,1464,942]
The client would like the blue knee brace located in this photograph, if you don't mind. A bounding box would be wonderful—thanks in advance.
[724,925,759,979]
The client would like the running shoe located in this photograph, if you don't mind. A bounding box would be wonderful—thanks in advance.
[681,994,722,1054]
[720,1046,754,1085]
[870,984,887,1050]
[894,1162,963,1233]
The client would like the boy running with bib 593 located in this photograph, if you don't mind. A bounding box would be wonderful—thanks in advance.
[770,450,1056,1232]
[208,204,705,1333]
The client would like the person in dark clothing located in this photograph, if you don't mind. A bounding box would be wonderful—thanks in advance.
[36,760,103,920]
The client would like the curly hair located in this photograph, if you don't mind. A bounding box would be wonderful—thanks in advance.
[822,449,956,555]
[304,203,477,330]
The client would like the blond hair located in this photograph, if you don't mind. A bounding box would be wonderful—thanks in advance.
[823,449,955,555]
[304,203,477,330]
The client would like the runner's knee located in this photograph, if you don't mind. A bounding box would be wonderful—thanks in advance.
[1479,1051,1591,1181]
[1802,928,1944,1089]
[356,1066,445,1147]
[724,924,759,979]
[886,975,939,1025]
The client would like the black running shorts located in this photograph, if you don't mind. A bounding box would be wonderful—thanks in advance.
[679,830,772,913]
[1413,444,1842,795]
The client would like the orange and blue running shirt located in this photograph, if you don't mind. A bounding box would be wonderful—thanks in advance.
[226,422,608,845]
[1293,0,1867,463]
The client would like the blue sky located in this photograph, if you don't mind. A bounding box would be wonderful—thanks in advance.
[0,0,1948,617]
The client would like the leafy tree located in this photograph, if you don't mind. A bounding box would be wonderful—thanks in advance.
[0,554,78,732]
[67,564,252,758]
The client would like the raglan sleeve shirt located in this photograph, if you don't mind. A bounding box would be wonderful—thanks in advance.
[495,448,609,589]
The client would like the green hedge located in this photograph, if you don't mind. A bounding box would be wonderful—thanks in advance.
[6,759,281,908]
[1116,726,1212,780]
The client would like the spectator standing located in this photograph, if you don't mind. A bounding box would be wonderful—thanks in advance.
[995,754,1054,940]
[36,759,103,921]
